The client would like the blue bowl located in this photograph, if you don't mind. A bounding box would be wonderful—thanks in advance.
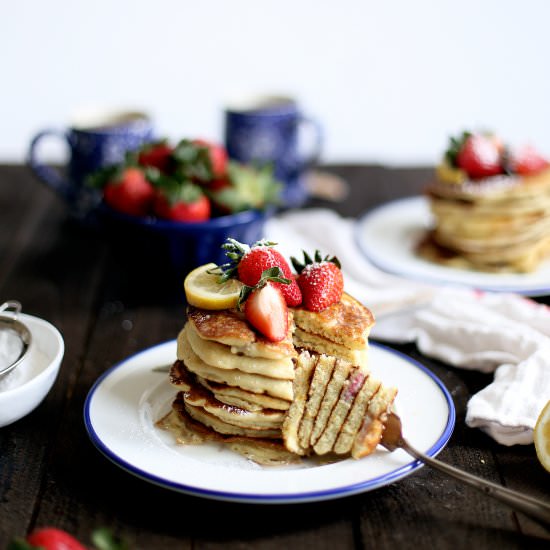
[99,204,274,275]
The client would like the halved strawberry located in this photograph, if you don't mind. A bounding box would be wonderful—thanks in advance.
[242,281,289,342]
[291,250,344,312]
[221,239,302,306]
[509,144,549,175]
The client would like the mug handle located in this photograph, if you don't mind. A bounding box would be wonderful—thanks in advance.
[297,115,323,169]
[27,129,72,200]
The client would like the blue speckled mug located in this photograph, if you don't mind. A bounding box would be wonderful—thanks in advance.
[224,95,322,207]
[28,109,154,211]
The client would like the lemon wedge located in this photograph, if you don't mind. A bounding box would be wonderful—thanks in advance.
[534,399,550,473]
[184,263,243,310]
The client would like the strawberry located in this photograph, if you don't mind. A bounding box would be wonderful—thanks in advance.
[138,142,173,172]
[153,182,211,222]
[291,250,344,312]
[103,167,155,217]
[221,239,302,306]
[241,276,289,342]
[192,139,228,180]
[509,144,549,175]
[16,527,87,550]
[455,133,504,179]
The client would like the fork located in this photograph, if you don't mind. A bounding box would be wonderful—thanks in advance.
[381,412,550,527]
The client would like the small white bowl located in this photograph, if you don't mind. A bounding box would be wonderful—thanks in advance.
[0,313,64,427]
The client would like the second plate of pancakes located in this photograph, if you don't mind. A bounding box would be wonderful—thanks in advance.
[355,196,550,296]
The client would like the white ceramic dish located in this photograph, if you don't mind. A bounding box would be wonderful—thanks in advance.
[84,340,455,504]
[355,196,550,296]
[0,313,64,427]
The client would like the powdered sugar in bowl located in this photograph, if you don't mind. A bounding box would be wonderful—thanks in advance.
[0,303,64,427]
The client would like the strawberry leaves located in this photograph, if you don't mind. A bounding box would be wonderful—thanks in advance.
[237,266,291,309]
[291,249,341,273]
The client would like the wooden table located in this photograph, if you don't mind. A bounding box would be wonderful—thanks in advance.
[1,164,549,549]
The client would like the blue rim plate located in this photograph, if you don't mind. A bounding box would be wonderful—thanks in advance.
[84,340,455,504]
[355,196,550,297]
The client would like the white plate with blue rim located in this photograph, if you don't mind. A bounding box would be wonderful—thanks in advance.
[84,339,455,504]
[355,196,550,297]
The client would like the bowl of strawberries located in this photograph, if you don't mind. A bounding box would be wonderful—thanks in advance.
[88,138,281,272]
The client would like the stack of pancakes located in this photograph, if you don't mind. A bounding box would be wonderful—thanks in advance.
[292,293,374,365]
[172,307,296,440]
[161,293,397,462]
[419,167,550,272]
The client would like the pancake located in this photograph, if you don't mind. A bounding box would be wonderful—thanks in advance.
[173,365,285,430]
[298,354,337,450]
[293,328,369,365]
[157,393,299,466]
[187,306,296,359]
[351,386,398,458]
[184,387,284,430]
[281,351,396,457]
[185,403,281,439]
[309,358,355,446]
[282,350,317,455]
[196,376,291,411]
[183,322,294,379]
[313,367,367,455]
[333,374,382,454]
[292,293,374,350]
[421,166,550,272]
[177,330,294,401]
[291,293,374,367]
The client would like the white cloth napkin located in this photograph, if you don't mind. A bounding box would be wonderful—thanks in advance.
[266,208,550,446]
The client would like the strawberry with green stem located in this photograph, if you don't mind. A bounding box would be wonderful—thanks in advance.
[103,166,155,217]
[446,132,504,179]
[148,168,210,222]
[220,238,302,306]
[291,250,344,312]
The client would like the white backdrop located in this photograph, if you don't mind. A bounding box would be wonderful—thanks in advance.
[3,0,550,165]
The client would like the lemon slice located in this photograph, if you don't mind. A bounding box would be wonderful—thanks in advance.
[534,399,550,473]
[184,263,243,310]
[436,162,467,185]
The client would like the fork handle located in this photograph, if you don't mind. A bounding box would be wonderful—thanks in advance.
[402,439,550,527]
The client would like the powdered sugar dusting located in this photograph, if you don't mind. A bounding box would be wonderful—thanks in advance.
[0,346,50,393]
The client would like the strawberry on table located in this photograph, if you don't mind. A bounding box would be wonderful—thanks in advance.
[103,167,155,217]
[221,239,302,306]
[137,141,173,172]
[153,181,211,222]
[291,250,344,312]
[10,526,87,550]
[509,144,549,175]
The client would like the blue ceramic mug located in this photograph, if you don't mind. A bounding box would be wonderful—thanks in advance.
[28,109,154,211]
[224,95,322,207]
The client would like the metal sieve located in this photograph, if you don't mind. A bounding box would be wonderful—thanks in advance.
[0,301,32,378]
